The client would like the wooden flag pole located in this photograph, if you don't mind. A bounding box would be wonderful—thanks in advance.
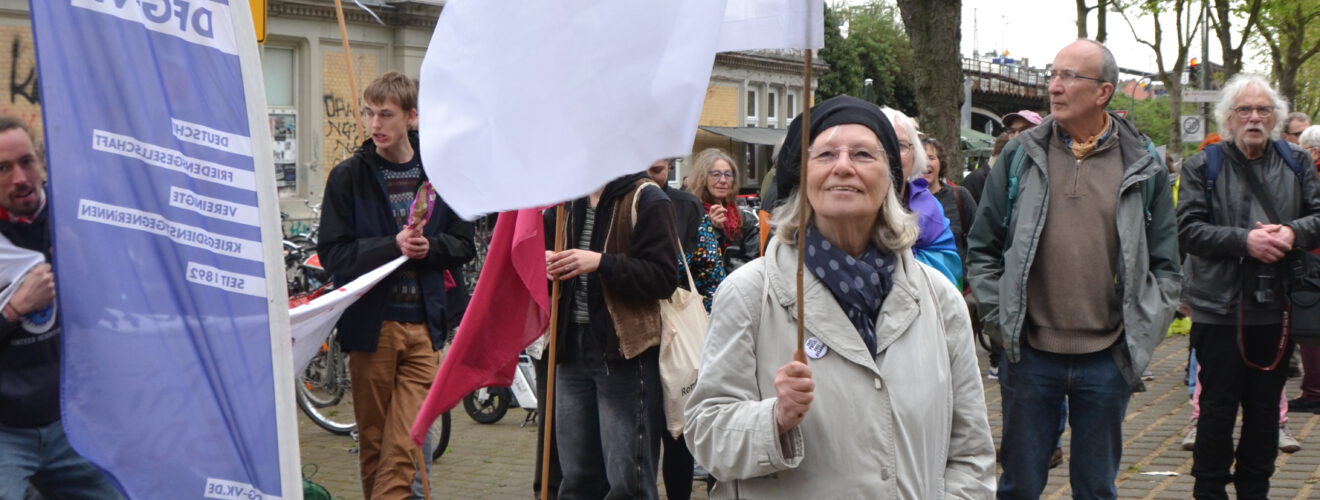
[332,0,366,145]
[796,48,813,360]
[540,204,567,500]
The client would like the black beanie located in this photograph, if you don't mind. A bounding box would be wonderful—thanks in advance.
[772,95,904,210]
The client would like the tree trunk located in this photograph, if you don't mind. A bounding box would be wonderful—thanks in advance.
[1215,0,1263,82]
[896,0,964,178]
[1097,0,1108,42]
[1077,0,1091,39]
[1214,0,1238,79]
[1165,75,1185,165]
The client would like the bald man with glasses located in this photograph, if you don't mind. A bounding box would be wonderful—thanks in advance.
[968,39,1181,499]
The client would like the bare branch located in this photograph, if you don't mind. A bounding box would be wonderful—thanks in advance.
[1117,3,1159,53]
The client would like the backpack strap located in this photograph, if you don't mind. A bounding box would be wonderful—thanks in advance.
[1003,143,1031,225]
[1274,138,1306,180]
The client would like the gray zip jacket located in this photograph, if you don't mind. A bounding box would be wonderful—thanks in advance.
[966,113,1182,391]
[1177,141,1320,318]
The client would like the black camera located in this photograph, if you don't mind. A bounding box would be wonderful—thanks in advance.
[1253,274,1277,305]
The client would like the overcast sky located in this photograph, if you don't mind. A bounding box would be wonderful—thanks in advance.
[837,0,1270,78]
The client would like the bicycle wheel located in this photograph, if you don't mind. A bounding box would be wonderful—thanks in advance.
[296,335,356,435]
[463,387,510,424]
[297,334,346,407]
[429,411,452,462]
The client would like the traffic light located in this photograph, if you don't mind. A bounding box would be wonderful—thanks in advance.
[1189,58,1200,87]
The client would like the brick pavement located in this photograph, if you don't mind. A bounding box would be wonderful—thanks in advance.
[298,334,1320,499]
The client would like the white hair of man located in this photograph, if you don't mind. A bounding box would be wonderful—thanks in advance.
[1300,125,1320,149]
[1214,74,1288,142]
[881,107,927,180]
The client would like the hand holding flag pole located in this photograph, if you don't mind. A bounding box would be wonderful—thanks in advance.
[540,204,567,500]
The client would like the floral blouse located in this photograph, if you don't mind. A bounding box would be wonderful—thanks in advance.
[687,216,727,312]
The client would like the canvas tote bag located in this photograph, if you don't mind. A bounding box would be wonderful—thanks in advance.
[620,180,710,437]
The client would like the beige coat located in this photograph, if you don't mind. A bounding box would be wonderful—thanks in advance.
[685,240,995,499]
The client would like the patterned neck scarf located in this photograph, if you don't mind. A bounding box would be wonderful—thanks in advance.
[805,226,896,355]
[1062,112,1113,159]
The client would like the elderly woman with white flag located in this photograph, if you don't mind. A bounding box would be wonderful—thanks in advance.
[684,96,995,498]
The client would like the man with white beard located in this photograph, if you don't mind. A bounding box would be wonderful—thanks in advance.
[1178,74,1320,499]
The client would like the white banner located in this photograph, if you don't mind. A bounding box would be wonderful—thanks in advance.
[718,0,825,52]
[289,257,405,373]
[419,0,728,219]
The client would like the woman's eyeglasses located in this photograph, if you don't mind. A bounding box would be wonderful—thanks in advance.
[807,146,884,166]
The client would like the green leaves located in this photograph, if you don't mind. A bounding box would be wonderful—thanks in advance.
[816,2,918,115]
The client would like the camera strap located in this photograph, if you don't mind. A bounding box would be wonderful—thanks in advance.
[1236,299,1291,371]
[1236,158,1290,371]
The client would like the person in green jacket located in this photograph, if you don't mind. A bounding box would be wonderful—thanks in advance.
[966,39,1181,499]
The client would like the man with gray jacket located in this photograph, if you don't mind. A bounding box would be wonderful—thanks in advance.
[1178,75,1320,500]
[966,39,1182,499]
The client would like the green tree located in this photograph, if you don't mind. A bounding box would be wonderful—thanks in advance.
[1119,0,1203,164]
[816,6,862,103]
[1111,94,1205,159]
[1293,56,1320,115]
[1258,0,1320,107]
[815,2,917,114]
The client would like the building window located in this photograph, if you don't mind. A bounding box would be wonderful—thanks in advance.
[745,87,759,127]
[263,46,298,197]
[264,47,295,107]
[767,90,779,128]
[787,90,798,120]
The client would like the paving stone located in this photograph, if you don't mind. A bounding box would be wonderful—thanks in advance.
[295,333,1320,498]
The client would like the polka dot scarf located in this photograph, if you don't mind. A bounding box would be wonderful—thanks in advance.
[805,226,896,355]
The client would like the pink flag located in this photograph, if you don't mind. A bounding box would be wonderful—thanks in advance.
[411,208,550,445]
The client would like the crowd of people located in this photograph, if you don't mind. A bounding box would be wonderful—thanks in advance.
[524,38,1320,500]
[6,37,1320,500]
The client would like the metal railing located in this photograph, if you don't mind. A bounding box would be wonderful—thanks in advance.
[961,58,1050,86]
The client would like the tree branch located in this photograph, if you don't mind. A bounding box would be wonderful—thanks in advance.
[1234,0,1264,54]
[1118,3,1159,53]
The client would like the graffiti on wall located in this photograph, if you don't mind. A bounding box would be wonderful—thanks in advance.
[0,26,42,140]
[320,52,377,177]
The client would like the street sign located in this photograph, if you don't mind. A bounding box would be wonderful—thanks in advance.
[1114,110,1128,118]
[1182,89,1220,103]
[1182,115,1205,142]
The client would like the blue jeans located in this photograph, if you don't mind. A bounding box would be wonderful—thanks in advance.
[0,420,124,500]
[998,344,1131,500]
[554,329,663,500]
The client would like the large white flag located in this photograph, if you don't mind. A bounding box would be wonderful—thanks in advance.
[420,0,729,219]
[719,0,826,52]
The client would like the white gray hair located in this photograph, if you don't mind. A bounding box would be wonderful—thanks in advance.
[771,181,918,253]
[882,107,926,181]
[1300,125,1320,149]
[1215,74,1288,142]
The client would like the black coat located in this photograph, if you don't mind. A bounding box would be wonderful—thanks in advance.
[318,133,475,352]
[0,204,57,427]
[1178,141,1320,319]
[544,173,679,360]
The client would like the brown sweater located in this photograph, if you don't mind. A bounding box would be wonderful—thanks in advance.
[1025,125,1124,354]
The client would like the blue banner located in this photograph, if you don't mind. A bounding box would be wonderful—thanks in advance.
[30,1,292,498]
